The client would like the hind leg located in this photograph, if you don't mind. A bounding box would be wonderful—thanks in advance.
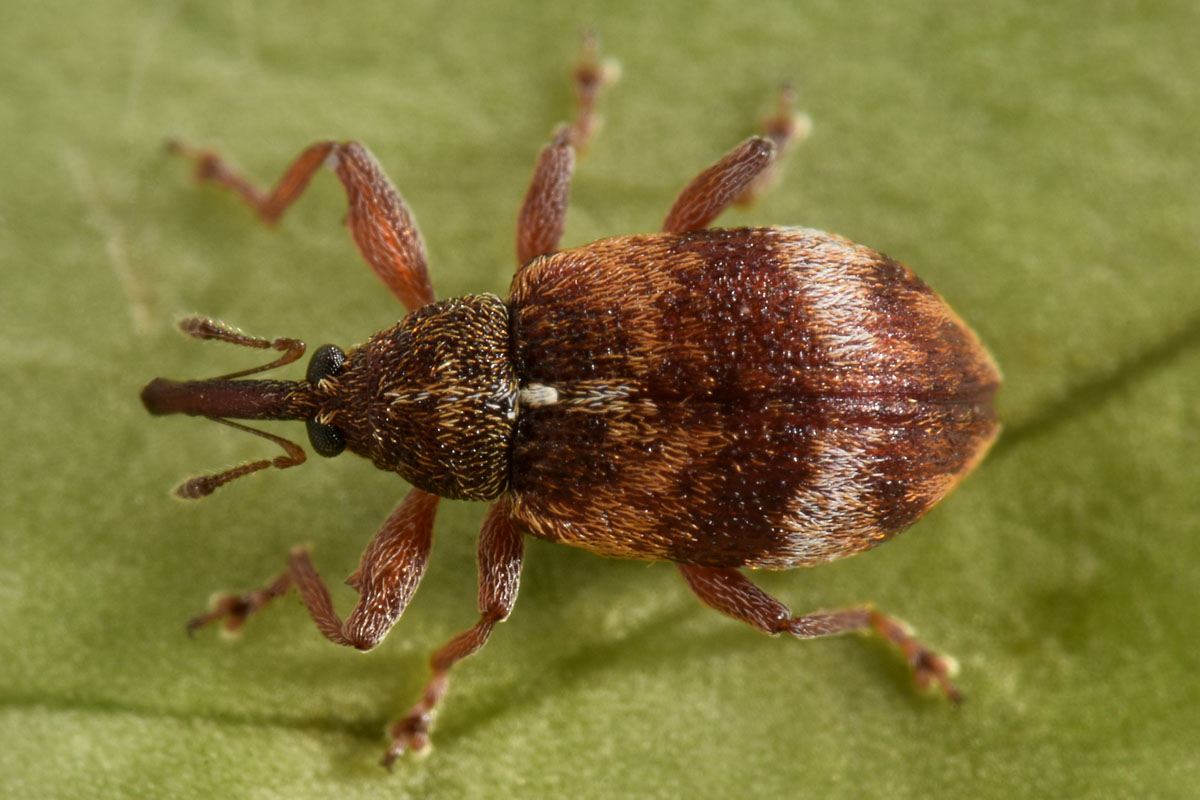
[678,564,962,704]
[662,84,812,233]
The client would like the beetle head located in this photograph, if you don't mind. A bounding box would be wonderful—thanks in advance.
[140,317,349,498]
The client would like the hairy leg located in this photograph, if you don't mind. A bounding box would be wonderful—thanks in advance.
[678,563,962,704]
[383,499,525,767]
[169,139,435,311]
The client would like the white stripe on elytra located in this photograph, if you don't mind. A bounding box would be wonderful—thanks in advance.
[802,238,880,366]
[774,426,889,566]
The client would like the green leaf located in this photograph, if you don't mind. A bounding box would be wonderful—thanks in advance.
[2,1,1197,797]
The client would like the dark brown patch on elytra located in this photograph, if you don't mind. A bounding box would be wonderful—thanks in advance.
[508,227,999,569]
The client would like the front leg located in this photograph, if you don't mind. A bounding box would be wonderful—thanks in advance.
[169,139,436,312]
[384,499,525,767]
[188,487,440,649]
[678,564,962,704]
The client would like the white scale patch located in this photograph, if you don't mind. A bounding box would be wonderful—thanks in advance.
[776,426,889,565]
[515,381,637,413]
[800,238,880,366]
[517,383,559,408]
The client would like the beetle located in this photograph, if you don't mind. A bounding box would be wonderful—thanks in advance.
[141,42,1000,767]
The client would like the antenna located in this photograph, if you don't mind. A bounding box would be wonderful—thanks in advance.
[141,317,314,497]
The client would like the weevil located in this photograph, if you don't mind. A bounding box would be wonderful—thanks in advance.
[142,41,1000,767]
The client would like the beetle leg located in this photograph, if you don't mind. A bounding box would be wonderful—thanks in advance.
[516,127,576,265]
[168,139,435,312]
[662,137,777,233]
[165,139,331,226]
[187,488,439,649]
[383,499,524,768]
[514,35,617,266]
[677,564,962,705]
[566,32,618,155]
[733,84,813,207]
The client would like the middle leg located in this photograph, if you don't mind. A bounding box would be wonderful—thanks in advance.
[514,37,617,266]
[516,127,575,265]
[383,498,526,767]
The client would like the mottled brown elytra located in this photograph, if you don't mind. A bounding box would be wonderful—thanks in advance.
[142,40,1000,767]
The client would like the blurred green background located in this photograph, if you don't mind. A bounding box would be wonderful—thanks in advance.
[2,1,1197,798]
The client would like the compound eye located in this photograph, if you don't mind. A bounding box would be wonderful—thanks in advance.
[306,418,345,458]
[306,344,347,384]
